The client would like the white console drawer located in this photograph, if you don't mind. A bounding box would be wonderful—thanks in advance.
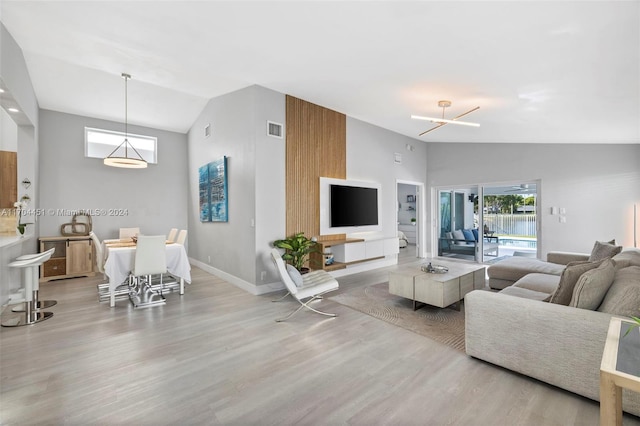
[332,242,366,263]
[365,240,384,258]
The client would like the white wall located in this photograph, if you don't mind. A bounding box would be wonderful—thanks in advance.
[426,143,640,257]
[1,24,38,126]
[38,110,188,239]
[0,22,39,306]
[1,108,17,151]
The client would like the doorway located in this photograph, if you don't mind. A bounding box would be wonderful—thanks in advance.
[481,182,539,261]
[397,181,425,258]
[435,181,539,263]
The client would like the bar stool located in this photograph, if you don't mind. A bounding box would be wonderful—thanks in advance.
[12,247,57,311]
[2,248,56,327]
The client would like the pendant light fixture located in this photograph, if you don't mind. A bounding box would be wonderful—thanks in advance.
[104,73,147,169]
[411,100,480,136]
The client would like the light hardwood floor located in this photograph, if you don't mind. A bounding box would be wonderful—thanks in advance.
[1,250,638,425]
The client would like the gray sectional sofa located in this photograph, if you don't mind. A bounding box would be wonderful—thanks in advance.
[465,247,640,416]
[486,251,588,290]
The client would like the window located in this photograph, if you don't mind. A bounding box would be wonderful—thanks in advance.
[84,127,157,164]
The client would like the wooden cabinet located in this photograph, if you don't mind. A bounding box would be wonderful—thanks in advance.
[39,236,95,282]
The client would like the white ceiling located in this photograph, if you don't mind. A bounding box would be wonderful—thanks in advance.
[2,1,639,143]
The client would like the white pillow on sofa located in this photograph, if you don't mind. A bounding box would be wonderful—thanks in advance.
[452,230,466,245]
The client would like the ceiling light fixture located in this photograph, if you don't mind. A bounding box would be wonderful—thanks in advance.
[104,73,147,169]
[411,100,480,136]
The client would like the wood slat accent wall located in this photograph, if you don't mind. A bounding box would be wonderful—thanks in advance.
[0,150,17,208]
[285,96,346,242]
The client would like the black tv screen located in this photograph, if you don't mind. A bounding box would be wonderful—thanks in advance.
[330,185,378,227]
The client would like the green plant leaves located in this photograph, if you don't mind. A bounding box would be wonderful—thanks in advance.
[272,232,317,271]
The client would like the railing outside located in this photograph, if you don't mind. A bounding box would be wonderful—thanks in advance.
[484,214,537,237]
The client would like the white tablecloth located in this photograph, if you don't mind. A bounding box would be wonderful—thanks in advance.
[103,242,191,294]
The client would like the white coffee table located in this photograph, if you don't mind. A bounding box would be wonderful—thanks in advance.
[389,260,486,310]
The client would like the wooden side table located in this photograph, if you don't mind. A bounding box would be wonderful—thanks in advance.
[600,317,640,425]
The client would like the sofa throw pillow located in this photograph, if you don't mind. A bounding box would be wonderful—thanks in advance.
[471,228,479,242]
[611,248,640,269]
[588,240,622,262]
[286,264,304,287]
[462,229,475,243]
[452,230,466,245]
[569,259,616,310]
[549,259,604,305]
[597,266,640,318]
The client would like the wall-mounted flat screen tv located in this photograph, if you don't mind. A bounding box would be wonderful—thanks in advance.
[330,185,379,227]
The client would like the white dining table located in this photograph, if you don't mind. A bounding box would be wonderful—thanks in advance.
[102,241,191,307]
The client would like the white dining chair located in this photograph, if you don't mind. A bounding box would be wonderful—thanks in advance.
[129,235,167,308]
[89,231,104,275]
[167,228,178,243]
[176,229,187,246]
[92,231,131,303]
[119,227,140,239]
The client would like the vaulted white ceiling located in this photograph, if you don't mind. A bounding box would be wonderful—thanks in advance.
[2,1,639,143]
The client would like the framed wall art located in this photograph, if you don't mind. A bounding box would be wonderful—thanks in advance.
[199,156,228,222]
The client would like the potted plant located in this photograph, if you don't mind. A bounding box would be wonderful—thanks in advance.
[273,232,317,273]
[410,218,416,225]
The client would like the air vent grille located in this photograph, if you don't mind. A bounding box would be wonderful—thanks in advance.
[267,121,283,139]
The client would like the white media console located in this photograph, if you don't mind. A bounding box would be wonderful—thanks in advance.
[311,237,399,273]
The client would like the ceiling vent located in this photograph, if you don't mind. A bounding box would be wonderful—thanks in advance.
[267,121,283,139]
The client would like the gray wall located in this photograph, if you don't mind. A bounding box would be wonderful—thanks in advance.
[347,118,427,241]
[426,143,640,257]
[187,87,427,293]
[187,85,286,293]
[38,110,188,239]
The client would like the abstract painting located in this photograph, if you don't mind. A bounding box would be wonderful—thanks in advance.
[199,156,228,222]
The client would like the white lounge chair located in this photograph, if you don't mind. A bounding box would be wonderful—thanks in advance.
[270,248,339,322]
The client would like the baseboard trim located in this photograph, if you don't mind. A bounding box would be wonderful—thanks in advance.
[189,255,397,295]
[188,258,285,295]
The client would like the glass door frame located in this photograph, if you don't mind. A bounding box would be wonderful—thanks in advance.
[433,180,541,263]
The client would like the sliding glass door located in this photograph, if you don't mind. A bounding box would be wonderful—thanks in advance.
[436,181,539,263]
[481,183,538,262]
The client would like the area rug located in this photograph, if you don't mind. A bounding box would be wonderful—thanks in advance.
[329,282,466,352]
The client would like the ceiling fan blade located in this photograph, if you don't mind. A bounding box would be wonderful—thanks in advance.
[451,106,480,122]
[419,122,447,136]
